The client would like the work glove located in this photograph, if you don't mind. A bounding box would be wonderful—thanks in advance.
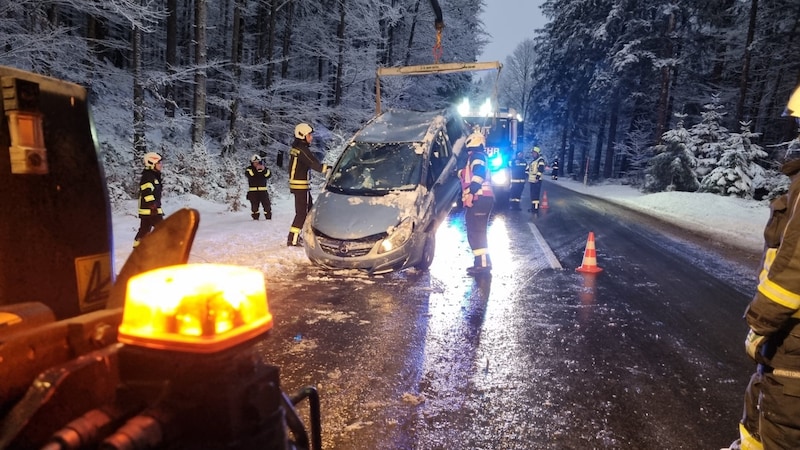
[463,192,474,208]
[745,329,767,363]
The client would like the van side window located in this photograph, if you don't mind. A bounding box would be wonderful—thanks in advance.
[428,131,451,182]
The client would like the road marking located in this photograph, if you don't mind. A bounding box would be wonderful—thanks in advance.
[528,222,563,269]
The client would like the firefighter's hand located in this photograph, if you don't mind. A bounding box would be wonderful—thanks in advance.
[463,192,474,208]
[745,329,767,362]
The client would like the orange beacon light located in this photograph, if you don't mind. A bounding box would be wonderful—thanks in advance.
[118,264,273,353]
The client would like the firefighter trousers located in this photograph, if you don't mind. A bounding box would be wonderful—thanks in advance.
[740,368,800,449]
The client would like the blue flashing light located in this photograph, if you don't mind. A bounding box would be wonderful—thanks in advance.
[489,152,504,170]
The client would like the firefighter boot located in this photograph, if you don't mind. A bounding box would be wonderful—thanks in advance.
[264,210,272,220]
[251,212,259,220]
[467,254,492,275]
[287,230,302,247]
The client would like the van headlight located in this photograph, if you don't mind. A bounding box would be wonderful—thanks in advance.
[378,218,414,254]
[492,170,509,186]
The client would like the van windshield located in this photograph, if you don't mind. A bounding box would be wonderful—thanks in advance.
[327,142,423,194]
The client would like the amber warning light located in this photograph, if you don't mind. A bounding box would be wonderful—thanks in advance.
[119,264,273,353]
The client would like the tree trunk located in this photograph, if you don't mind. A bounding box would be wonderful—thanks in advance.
[654,11,675,144]
[333,0,345,106]
[165,0,177,117]
[735,0,758,124]
[281,0,294,79]
[192,0,208,147]
[593,114,606,179]
[266,0,277,88]
[405,0,422,65]
[603,93,620,178]
[225,0,245,156]
[133,18,147,158]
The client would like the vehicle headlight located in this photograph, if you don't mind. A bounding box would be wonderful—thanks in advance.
[492,170,509,186]
[378,218,414,254]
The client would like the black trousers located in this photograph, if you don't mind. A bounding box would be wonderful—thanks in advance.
[134,214,163,243]
[465,195,493,256]
[247,191,272,216]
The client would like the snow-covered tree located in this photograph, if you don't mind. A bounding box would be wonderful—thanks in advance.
[699,121,767,199]
[644,114,699,193]
[690,94,731,181]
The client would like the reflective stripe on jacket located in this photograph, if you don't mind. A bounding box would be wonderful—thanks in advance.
[137,168,163,217]
[246,165,271,191]
[460,151,493,198]
[288,138,327,192]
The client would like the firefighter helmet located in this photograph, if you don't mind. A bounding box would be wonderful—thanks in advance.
[143,152,162,169]
[465,132,485,149]
[532,146,541,155]
[251,154,262,163]
[295,123,314,139]
[785,85,800,118]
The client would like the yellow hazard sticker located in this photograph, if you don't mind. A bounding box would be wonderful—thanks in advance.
[74,253,112,311]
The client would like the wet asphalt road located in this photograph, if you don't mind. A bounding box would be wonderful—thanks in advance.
[257,181,762,449]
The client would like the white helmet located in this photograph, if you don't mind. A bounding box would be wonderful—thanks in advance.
[295,123,314,139]
[143,152,162,168]
[465,132,485,149]
[251,154,262,162]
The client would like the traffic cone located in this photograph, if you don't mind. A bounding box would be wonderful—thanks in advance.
[541,191,549,209]
[576,231,603,273]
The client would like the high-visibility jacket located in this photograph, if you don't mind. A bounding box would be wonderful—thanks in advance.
[137,168,163,217]
[746,160,800,371]
[528,156,545,183]
[288,138,327,192]
[460,150,494,199]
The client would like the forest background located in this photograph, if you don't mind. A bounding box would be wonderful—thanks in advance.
[1,0,799,209]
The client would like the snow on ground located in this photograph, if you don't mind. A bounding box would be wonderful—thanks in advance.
[111,178,770,278]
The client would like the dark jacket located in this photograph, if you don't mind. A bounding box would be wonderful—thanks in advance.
[137,168,163,217]
[245,164,272,191]
[460,149,494,199]
[511,156,528,182]
[745,160,800,370]
[288,138,327,192]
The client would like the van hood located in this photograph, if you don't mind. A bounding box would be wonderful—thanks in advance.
[311,189,421,240]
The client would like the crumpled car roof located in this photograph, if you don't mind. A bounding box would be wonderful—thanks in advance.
[354,109,446,143]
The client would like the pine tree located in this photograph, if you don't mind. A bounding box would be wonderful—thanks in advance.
[690,94,731,182]
[644,114,699,193]
[699,121,767,199]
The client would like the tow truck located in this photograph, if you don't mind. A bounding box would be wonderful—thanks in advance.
[0,66,320,450]
[456,99,523,205]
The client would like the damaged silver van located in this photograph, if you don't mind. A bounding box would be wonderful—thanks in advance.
[302,109,467,274]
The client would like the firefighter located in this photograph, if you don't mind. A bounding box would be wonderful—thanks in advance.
[551,157,560,180]
[509,150,528,210]
[245,154,272,220]
[460,132,494,275]
[733,84,800,450]
[287,123,328,247]
[527,147,546,212]
[133,152,164,248]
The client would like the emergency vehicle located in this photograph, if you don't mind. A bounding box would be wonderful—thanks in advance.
[457,99,523,205]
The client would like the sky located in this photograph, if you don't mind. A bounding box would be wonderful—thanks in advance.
[479,0,549,63]
[111,178,769,279]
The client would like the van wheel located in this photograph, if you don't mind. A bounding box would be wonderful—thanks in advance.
[415,231,435,270]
